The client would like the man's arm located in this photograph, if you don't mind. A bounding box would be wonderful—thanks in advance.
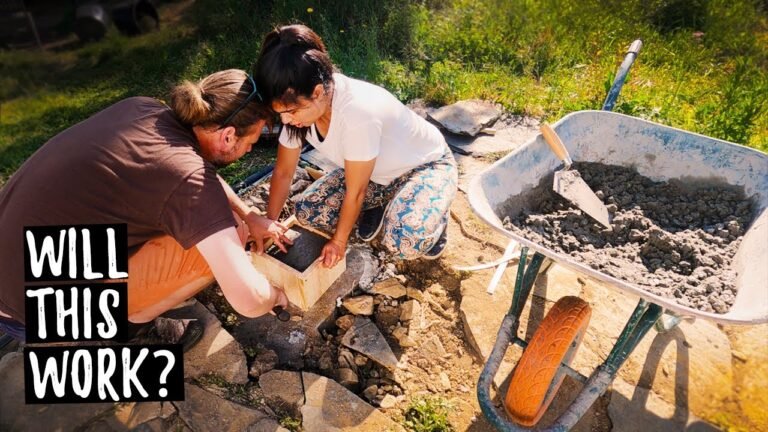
[217,174,292,253]
[217,174,252,220]
[267,145,302,220]
[196,227,287,317]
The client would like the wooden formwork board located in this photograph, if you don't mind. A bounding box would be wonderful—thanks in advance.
[251,216,346,310]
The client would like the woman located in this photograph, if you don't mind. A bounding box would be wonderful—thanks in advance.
[254,24,458,268]
[0,69,289,345]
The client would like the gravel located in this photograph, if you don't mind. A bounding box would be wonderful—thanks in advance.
[502,162,755,313]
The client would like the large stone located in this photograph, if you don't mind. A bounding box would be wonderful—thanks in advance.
[459,271,524,389]
[233,312,308,370]
[259,370,305,418]
[335,315,355,332]
[343,296,374,316]
[83,401,177,431]
[301,372,404,431]
[725,324,768,429]
[400,300,421,321]
[164,301,248,384]
[578,279,735,422]
[608,377,719,432]
[0,352,115,431]
[173,383,272,432]
[371,278,408,298]
[302,245,376,332]
[427,99,501,136]
[375,304,401,330]
[444,114,539,154]
[341,317,398,370]
[249,349,279,379]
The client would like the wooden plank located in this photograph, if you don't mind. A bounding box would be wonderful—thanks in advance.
[251,217,346,310]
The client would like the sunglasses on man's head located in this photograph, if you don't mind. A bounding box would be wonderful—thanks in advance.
[219,75,263,128]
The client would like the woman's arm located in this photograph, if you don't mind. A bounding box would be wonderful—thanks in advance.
[267,145,302,220]
[196,227,288,317]
[320,158,375,267]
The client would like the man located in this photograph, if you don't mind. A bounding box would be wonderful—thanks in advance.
[0,69,291,348]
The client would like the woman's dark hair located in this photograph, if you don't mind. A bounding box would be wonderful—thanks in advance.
[169,69,272,136]
[254,24,336,141]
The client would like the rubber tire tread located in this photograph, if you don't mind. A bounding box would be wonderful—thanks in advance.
[504,295,592,427]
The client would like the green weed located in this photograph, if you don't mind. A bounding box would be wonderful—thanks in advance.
[403,396,454,432]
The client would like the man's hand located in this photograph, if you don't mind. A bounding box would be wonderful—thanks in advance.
[320,237,346,268]
[243,211,293,254]
[271,286,289,310]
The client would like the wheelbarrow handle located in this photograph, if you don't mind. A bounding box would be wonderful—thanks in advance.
[540,124,573,168]
[602,39,643,112]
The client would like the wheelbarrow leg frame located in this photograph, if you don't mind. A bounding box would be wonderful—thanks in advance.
[477,248,664,431]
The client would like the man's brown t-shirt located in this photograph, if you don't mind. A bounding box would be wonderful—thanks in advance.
[0,97,236,323]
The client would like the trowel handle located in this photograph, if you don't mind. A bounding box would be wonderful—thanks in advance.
[540,124,573,168]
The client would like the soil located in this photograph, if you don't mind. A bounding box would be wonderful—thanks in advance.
[501,162,755,314]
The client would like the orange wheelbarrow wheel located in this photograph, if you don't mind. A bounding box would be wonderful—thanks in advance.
[504,295,592,427]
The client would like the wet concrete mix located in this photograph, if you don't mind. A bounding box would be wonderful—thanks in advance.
[502,162,755,313]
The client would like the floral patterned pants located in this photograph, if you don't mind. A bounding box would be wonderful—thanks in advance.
[295,151,458,259]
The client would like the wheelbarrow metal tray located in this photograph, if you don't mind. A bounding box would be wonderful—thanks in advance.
[468,110,768,325]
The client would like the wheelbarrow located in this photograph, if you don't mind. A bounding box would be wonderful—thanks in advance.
[467,40,768,431]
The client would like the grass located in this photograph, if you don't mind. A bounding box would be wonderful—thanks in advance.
[0,0,766,188]
[402,395,454,432]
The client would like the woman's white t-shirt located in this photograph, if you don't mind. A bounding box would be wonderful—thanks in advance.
[279,73,448,185]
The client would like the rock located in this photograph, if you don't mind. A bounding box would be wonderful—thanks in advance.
[579,282,735,421]
[259,370,305,419]
[400,300,421,321]
[0,352,115,431]
[174,383,272,431]
[341,317,399,370]
[337,367,360,391]
[248,418,291,432]
[439,372,451,391]
[608,377,718,432]
[249,349,279,379]
[318,351,334,372]
[371,278,408,298]
[379,394,398,409]
[343,296,375,316]
[164,301,248,384]
[427,99,501,136]
[338,348,357,371]
[445,116,539,156]
[406,288,426,303]
[376,304,401,330]
[301,372,404,431]
[335,315,356,332]
[420,334,448,358]
[459,272,524,389]
[84,401,177,431]
[363,385,379,401]
[302,245,377,333]
[232,313,307,370]
[392,326,418,348]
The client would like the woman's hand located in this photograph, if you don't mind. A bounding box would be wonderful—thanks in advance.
[320,237,347,268]
[243,211,293,254]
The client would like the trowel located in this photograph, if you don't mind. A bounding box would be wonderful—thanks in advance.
[540,124,612,228]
